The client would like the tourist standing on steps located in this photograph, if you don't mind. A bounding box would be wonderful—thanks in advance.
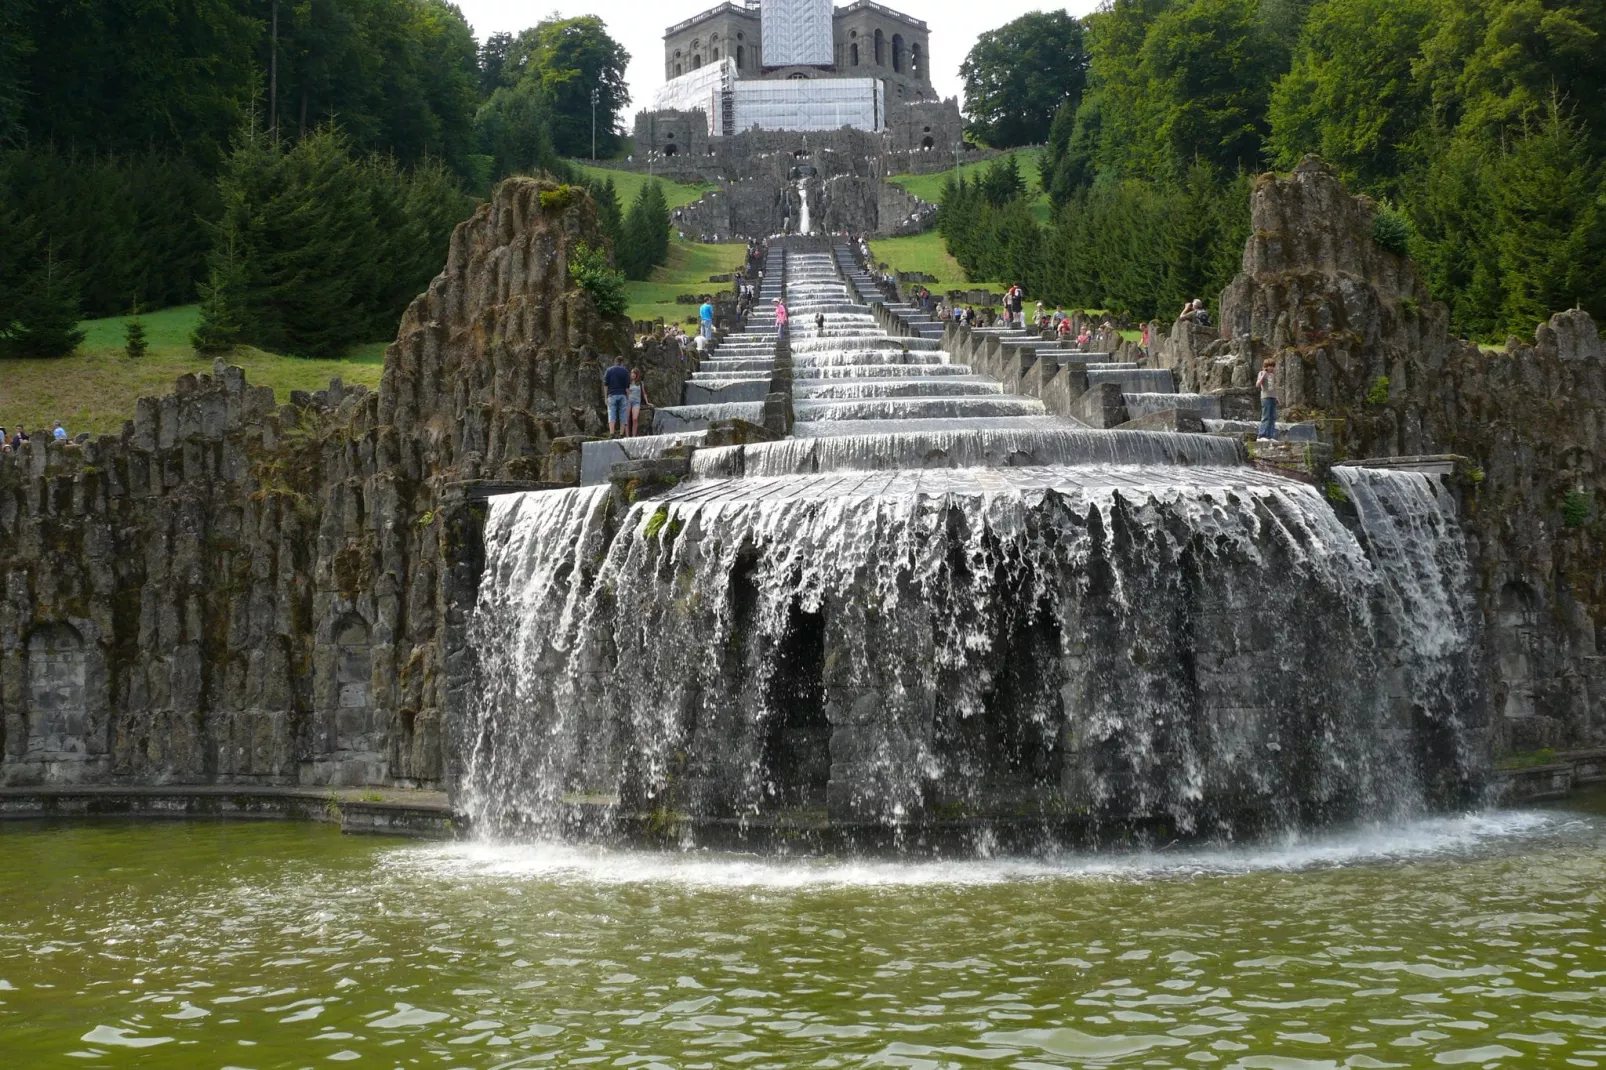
[627,368,650,438]
[603,355,632,437]
[774,298,789,341]
[1257,359,1279,442]
[815,311,826,334]
[699,300,714,340]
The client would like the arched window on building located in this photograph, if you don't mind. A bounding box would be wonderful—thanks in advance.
[850,43,859,65]
[874,29,884,65]
[911,43,922,79]
[737,45,745,67]
[892,34,904,73]
[713,47,720,59]
[693,54,702,68]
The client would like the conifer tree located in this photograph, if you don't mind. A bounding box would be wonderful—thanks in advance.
[192,230,249,353]
[3,239,85,358]
[591,176,623,250]
[124,305,148,358]
[618,179,672,281]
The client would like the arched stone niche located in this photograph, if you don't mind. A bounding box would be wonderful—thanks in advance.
[5,621,106,785]
[1494,580,1539,720]
[336,614,373,713]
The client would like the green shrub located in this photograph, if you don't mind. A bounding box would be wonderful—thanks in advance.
[570,242,629,319]
[1366,376,1391,405]
[1563,489,1591,528]
[1372,206,1412,257]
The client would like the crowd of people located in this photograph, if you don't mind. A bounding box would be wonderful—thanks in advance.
[0,421,70,454]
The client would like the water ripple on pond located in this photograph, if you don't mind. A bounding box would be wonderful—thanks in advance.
[0,802,1602,1067]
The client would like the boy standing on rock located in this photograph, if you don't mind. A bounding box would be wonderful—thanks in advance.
[1256,359,1279,442]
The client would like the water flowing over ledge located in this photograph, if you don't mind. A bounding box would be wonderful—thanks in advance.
[458,250,1487,853]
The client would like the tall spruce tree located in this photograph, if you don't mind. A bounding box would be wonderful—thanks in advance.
[619,180,671,281]
[3,239,85,358]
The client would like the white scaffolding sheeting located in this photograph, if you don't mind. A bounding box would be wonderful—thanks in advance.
[760,0,834,67]
[651,60,736,136]
[733,78,883,132]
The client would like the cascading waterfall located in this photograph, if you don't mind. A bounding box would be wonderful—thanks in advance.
[795,177,812,235]
[460,251,1488,851]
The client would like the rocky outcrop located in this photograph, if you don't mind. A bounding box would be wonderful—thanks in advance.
[0,177,632,788]
[1170,156,1606,750]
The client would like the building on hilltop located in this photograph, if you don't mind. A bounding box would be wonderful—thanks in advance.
[630,0,973,237]
[660,0,932,115]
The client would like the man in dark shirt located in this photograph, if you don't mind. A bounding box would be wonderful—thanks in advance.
[603,356,632,436]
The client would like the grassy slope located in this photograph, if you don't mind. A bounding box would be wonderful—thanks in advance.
[565,160,710,211]
[566,161,742,325]
[867,232,988,292]
[627,238,747,326]
[2,305,386,436]
[886,147,1053,225]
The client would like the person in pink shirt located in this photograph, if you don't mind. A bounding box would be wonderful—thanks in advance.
[774,299,789,341]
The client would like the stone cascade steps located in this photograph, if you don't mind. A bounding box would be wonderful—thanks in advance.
[585,249,788,472]
[783,251,1075,438]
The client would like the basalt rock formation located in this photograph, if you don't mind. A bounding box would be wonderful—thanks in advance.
[0,178,671,789]
[1162,156,1606,750]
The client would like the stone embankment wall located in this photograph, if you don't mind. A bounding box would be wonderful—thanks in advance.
[0,178,664,789]
[1159,157,1606,750]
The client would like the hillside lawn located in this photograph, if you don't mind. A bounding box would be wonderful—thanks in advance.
[2,305,386,437]
[564,162,745,325]
[886,147,1053,225]
[565,160,710,212]
[627,238,747,326]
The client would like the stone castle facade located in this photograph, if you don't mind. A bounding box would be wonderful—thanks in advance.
[625,0,972,238]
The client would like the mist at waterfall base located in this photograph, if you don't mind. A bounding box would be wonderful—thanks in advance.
[462,464,1485,849]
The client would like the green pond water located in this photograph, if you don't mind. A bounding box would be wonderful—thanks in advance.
[2,793,1605,1069]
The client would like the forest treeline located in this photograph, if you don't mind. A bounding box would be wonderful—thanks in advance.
[0,0,656,358]
[952,0,1606,338]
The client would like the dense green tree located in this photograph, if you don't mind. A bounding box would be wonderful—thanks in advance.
[1488,104,1605,331]
[1259,0,1318,46]
[1267,0,1434,192]
[589,176,624,250]
[475,79,563,180]
[198,123,472,357]
[979,155,1027,207]
[959,12,1090,148]
[124,309,149,359]
[478,31,514,96]
[1417,0,1606,158]
[618,180,671,281]
[2,240,86,358]
[0,0,29,146]
[0,149,220,317]
[1139,0,1285,177]
[192,231,251,353]
[16,0,258,166]
[503,16,630,159]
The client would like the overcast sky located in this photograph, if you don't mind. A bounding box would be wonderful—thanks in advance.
[452,1,1101,123]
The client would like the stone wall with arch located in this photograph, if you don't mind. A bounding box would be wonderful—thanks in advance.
[2,619,109,785]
